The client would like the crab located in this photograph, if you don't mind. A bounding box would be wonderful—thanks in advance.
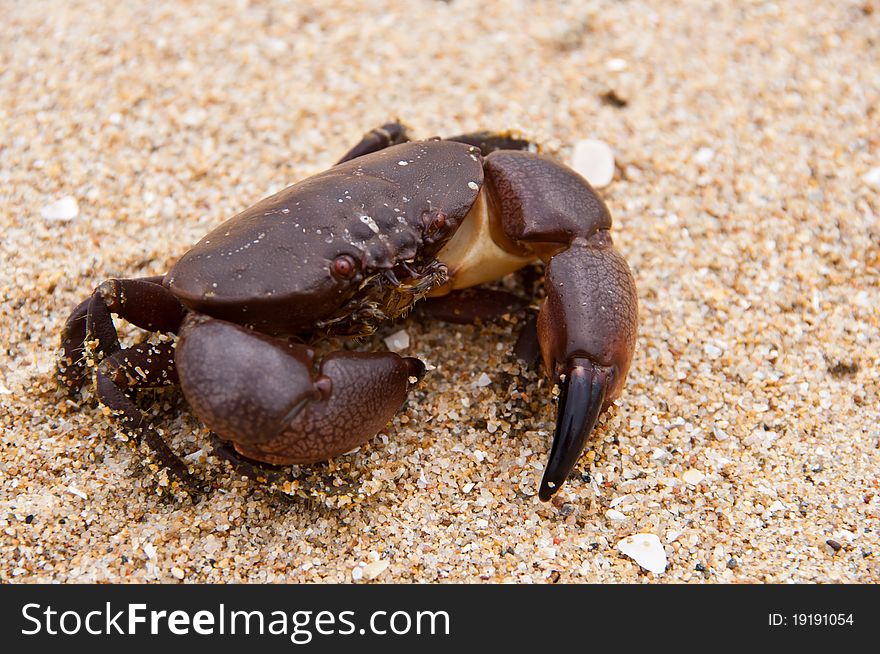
[57,123,638,501]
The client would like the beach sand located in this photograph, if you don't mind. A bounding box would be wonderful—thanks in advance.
[2,0,878,582]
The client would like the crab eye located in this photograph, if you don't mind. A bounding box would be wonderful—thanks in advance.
[331,254,358,280]
[423,209,448,235]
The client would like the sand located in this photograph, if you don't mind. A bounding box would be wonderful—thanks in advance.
[1,0,878,583]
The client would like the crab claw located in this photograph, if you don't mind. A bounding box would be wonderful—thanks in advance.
[539,359,609,501]
[175,315,425,467]
[535,239,638,500]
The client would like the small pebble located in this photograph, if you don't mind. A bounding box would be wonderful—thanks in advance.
[40,196,79,221]
[351,567,364,581]
[204,535,221,554]
[606,58,628,72]
[606,509,627,521]
[618,533,667,574]
[713,426,729,441]
[143,542,157,560]
[383,329,410,352]
[475,372,492,387]
[559,503,576,518]
[826,539,842,552]
[362,560,390,580]
[682,469,705,485]
[171,567,185,580]
[571,139,615,188]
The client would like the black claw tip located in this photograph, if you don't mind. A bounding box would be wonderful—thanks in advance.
[538,359,608,501]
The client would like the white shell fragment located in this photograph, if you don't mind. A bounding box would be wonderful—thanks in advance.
[682,469,705,485]
[651,447,669,460]
[383,329,410,352]
[181,107,207,127]
[41,196,79,221]
[863,167,880,187]
[571,139,615,188]
[694,147,715,165]
[66,486,87,500]
[617,533,667,574]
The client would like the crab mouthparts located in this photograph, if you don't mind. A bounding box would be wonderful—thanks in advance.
[316,261,448,336]
[376,261,448,318]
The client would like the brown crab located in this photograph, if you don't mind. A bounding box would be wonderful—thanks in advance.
[58,123,638,501]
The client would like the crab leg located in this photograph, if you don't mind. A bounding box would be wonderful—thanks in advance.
[174,315,425,468]
[417,288,525,324]
[336,121,410,164]
[94,340,193,480]
[58,275,187,391]
[446,130,535,156]
[483,150,638,500]
[338,124,534,165]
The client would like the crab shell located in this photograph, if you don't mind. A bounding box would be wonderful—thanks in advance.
[165,141,486,335]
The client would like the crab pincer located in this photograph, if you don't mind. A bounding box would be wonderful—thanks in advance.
[534,240,637,499]
[175,315,425,465]
[480,151,638,500]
